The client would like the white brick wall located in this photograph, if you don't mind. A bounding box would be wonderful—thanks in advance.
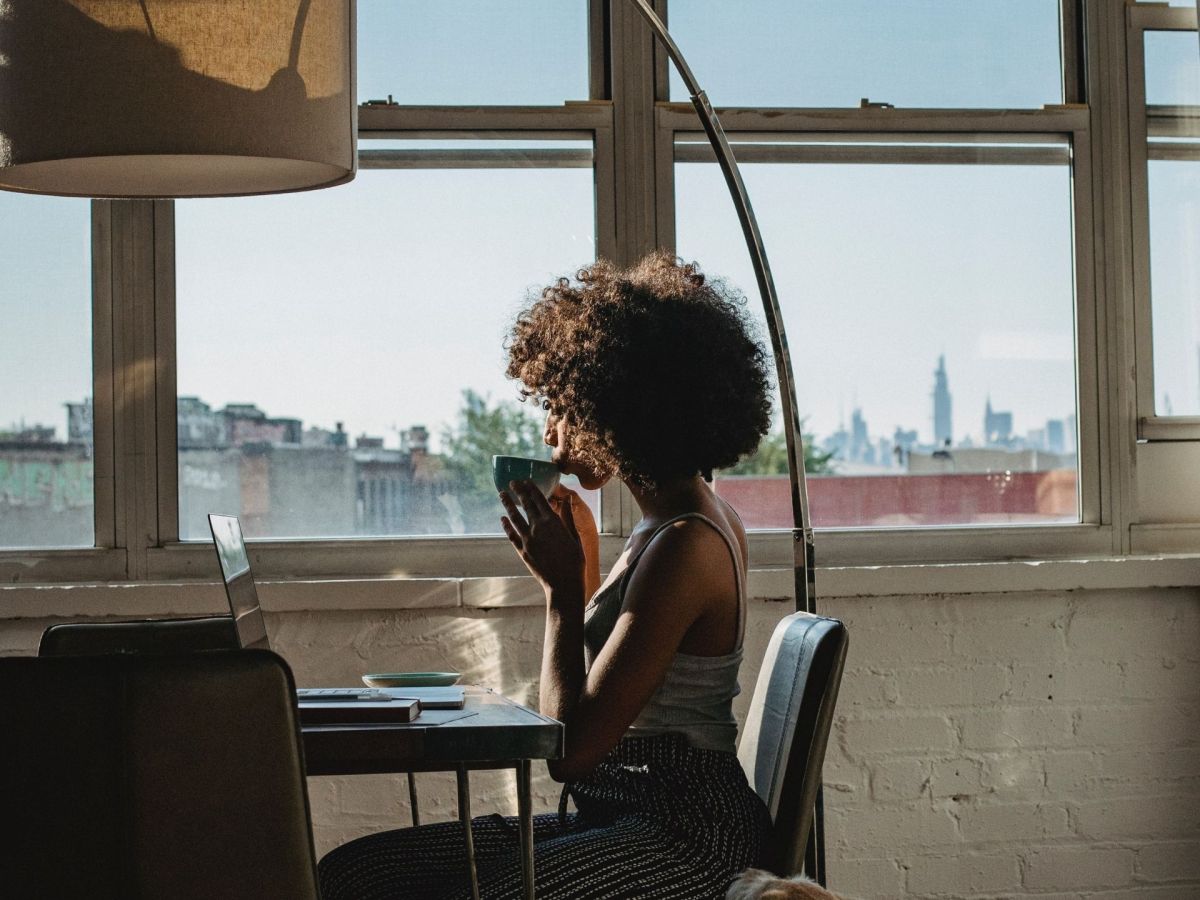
[4,585,1198,898]
[818,589,1200,899]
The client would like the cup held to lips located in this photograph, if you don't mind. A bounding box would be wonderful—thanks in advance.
[492,455,561,500]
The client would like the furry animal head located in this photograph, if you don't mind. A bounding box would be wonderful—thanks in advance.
[725,868,849,900]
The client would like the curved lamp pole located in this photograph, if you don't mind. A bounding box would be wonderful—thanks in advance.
[626,1,815,618]
[625,0,826,883]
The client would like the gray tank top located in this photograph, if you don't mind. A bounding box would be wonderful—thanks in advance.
[583,512,746,754]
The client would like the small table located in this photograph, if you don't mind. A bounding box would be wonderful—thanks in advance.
[302,688,563,900]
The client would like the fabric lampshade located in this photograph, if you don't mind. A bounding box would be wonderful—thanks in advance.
[0,0,356,198]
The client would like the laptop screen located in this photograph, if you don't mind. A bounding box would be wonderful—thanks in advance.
[208,514,270,650]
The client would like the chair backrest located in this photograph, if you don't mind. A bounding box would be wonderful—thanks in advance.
[2,650,320,900]
[39,615,240,657]
[737,611,848,876]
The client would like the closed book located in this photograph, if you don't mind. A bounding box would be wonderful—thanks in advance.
[298,697,420,725]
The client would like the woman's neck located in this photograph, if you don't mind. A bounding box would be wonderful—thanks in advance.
[627,474,713,525]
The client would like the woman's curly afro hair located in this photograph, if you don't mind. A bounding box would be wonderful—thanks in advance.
[506,251,772,489]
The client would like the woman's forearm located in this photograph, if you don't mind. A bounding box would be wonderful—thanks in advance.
[539,589,586,724]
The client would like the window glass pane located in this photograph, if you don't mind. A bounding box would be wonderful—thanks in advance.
[676,141,1079,528]
[1145,31,1200,107]
[176,141,596,540]
[357,0,588,105]
[0,194,93,548]
[667,0,1063,109]
[1144,30,1200,416]
[1148,157,1200,416]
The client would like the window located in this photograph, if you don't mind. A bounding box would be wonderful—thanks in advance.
[1128,6,1200,433]
[165,0,604,547]
[1141,26,1200,418]
[0,193,93,549]
[1147,154,1200,418]
[9,0,1198,582]
[676,138,1080,528]
[175,141,597,540]
[662,1,1088,537]
[125,0,616,577]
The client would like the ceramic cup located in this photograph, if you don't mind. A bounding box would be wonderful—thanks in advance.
[492,455,561,499]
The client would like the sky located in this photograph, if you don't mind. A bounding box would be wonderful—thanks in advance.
[2,0,1198,448]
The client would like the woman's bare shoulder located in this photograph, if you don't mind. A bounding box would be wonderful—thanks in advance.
[626,513,740,600]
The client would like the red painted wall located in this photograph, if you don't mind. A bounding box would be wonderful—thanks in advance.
[714,470,1078,528]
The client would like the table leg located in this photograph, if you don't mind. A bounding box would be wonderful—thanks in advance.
[456,766,481,900]
[407,772,421,827]
[517,759,535,900]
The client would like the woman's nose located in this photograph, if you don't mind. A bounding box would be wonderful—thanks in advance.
[543,414,557,446]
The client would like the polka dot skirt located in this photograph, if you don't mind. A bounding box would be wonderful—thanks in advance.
[318,732,772,900]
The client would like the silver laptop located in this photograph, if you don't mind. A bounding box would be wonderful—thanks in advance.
[208,514,270,651]
[207,514,464,710]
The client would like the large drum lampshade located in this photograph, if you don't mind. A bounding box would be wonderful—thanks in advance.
[0,0,356,198]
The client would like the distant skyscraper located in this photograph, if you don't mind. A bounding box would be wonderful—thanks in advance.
[893,427,918,451]
[932,355,953,446]
[850,407,870,463]
[984,396,1013,446]
[1046,419,1065,455]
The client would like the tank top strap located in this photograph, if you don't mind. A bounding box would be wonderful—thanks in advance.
[619,512,747,649]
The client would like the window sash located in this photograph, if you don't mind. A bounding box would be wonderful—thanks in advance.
[1127,4,1200,438]
[656,106,1102,538]
[156,105,621,551]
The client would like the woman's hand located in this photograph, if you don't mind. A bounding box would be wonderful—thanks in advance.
[500,479,586,601]
[548,484,602,602]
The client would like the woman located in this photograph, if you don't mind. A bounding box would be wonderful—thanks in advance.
[320,252,774,899]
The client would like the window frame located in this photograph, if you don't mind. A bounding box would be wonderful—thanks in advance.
[649,0,1113,566]
[0,199,123,582]
[658,107,1109,566]
[145,104,621,581]
[7,0,1199,585]
[1126,3,1200,440]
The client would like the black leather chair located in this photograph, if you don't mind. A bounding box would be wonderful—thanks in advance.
[38,615,239,656]
[737,611,849,879]
[1,650,320,900]
[39,616,433,832]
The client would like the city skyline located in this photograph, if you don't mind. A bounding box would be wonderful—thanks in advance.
[5,349,1079,471]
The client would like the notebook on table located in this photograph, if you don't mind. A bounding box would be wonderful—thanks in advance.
[208,514,445,724]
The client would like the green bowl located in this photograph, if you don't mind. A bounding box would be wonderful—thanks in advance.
[491,455,560,498]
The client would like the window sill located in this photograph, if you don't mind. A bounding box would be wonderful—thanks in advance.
[2,554,1197,620]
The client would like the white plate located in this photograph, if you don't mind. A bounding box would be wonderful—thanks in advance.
[361,672,461,688]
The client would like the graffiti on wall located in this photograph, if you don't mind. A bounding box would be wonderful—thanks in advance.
[0,459,94,511]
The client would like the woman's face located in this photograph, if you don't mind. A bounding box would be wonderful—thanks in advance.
[544,410,609,491]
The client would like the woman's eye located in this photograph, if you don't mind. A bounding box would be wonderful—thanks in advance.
[541,400,551,411]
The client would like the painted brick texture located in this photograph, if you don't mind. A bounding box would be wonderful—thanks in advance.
[5,586,1198,898]
[284,589,1200,897]
[819,589,1200,899]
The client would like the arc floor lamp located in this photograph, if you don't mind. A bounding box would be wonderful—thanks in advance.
[0,0,355,197]
[625,0,826,883]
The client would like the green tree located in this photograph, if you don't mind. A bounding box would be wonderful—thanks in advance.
[439,389,547,532]
[725,421,835,476]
